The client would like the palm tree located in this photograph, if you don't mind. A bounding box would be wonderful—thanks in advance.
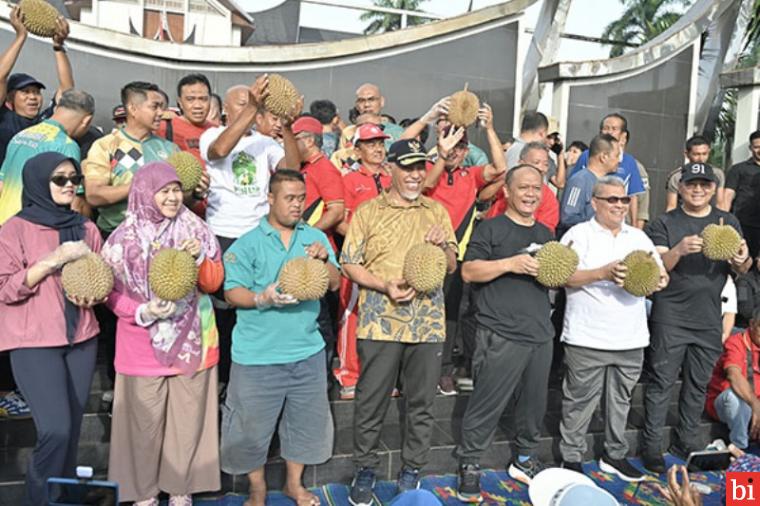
[602,0,691,57]
[361,0,431,35]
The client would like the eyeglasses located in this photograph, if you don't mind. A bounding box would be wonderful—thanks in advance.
[593,195,631,204]
[50,174,84,187]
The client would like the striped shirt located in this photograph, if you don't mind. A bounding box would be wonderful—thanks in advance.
[559,169,598,236]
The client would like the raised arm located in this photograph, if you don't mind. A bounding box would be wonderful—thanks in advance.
[0,8,28,104]
[52,17,74,101]
[400,96,449,141]
[208,76,267,161]
[479,103,506,182]
[423,126,464,190]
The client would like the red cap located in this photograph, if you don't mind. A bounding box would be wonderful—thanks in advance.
[292,116,323,136]
[353,123,389,143]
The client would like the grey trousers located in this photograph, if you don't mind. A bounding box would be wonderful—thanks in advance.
[559,345,643,463]
[642,322,722,453]
[353,340,442,470]
[456,327,552,463]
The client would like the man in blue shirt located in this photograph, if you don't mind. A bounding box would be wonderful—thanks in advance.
[569,113,646,225]
[559,134,620,237]
[221,169,340,506]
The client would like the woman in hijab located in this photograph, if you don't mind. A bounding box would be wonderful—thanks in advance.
[0,151,103,506]
[101,161,223,506]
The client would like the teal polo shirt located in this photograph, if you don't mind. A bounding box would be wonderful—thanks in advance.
[223,217,338,366]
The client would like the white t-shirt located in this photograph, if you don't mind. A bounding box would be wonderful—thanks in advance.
[722,276,737,315]
[561,219,663,350]
[200,127,284,238]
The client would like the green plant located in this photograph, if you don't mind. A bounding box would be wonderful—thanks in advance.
[360,0,431,35]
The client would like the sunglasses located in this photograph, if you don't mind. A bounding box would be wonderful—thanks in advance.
[50,174,84,187]
[594,195,631,204]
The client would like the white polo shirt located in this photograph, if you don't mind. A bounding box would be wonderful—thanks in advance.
[560,218,663,350]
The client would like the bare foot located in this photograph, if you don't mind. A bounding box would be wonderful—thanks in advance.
[283,484,320,506]
[243,486,267,506]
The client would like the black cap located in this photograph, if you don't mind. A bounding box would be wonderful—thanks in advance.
[680,162,717,183]
[7,73,45,92]
[387,139,428,167]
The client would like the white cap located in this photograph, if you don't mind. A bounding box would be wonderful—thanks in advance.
[529,468,619,506]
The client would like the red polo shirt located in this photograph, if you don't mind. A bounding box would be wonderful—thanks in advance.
[301,152,344,248]
[486,183,559,234]
[706,330,760,420]
[425,162,487,234]
[342,165,391,223]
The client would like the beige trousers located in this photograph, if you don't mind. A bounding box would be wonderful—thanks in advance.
[108,366,221,502]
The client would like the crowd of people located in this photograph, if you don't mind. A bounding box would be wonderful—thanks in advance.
[2,7,760,506]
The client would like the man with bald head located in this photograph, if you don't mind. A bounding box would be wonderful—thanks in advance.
[200,76,301,386]
[355,83,404,143]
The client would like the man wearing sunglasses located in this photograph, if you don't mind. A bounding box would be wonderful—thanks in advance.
[0,89,94,225]
[641,162,752,473]
[557,175,667,481]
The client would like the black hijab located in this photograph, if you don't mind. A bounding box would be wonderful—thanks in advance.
[17,151,86,344]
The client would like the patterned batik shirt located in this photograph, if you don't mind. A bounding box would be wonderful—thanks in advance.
[340,191,456,344]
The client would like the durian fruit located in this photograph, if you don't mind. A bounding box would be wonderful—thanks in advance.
[18,0,59,38]
[166,151,203,192]
[403,243,447,293]
[535,241,578,288]
[621,250,660,297]
[263,74,300,118]
[61,253,114,300]
[701,218,742,261]
[278,257,329,300]
[148,248,198,301]
[447,83,480,128]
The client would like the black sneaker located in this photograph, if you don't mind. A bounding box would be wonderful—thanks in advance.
[456,463,482,503]
[668,442,692,461]
[599,454,645,482]
[508,457,547,485]
[349,467,376,506]
[560,461,583,473]
[641,452,666,474]
[396,466,420,494]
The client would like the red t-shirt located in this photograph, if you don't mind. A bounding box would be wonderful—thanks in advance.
[705,330,760,420]
[156,116,213,217]
[301,153,345,249]
[486,183,559,234]
[425,162,487,234]
[342,165,391,223]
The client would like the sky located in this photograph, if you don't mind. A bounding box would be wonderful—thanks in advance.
[242,0,633,61]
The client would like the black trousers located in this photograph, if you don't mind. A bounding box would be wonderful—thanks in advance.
[441,263,465,376]
[11,338,97,506]
[642,321,722,453]
[456,327,552,463]
[353,340,442,470]
[214,235,238,386]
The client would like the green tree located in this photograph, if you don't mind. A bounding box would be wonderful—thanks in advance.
[602,0,691,57]
[360,0,431,35]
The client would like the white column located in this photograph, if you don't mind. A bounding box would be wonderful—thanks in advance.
[732,86,760,165]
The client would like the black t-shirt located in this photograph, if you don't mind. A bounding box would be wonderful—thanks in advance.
[0,101,55,166]
[645,206,741,333]
[464,214,554,343]
[726,159,760,225]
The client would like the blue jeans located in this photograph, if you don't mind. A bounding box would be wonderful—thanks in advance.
[715,388,752,448]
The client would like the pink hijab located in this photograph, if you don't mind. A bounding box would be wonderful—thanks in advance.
[102,162,219,375]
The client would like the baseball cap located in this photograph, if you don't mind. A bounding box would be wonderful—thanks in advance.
[387,139,428,167]
[353,123,389,143]
[529,469,619,506]
[112,105,127,121]
[7,73,45,92]
[292,116,323,136]
[680,162,717,183]
[442,124,468,147]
